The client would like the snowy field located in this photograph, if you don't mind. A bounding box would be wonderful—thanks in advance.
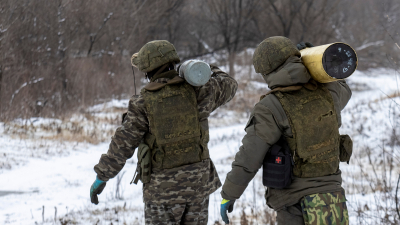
[1,68,400,224]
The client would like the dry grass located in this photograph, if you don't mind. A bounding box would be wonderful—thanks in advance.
[56,204,144,225]
[3,109,124,145]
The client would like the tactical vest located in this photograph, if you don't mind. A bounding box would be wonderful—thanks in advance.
[141,79,208,170]
[273,82,340,178]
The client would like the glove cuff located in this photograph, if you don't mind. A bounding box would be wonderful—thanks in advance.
[222,199,230,204]
[96,175,107,183]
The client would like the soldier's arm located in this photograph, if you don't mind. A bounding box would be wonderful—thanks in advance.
[94,96,149,181]
[221,103,282,200]
[195,65,238,118]
[323,80,352,127]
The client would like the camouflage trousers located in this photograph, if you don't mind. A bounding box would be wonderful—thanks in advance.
[144,196,209,225]
[276,191,349,225]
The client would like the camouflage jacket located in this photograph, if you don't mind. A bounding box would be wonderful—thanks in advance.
[221,56,352,210]
[94,65,238,204]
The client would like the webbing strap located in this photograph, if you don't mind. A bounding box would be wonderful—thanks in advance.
[131,165,140,185]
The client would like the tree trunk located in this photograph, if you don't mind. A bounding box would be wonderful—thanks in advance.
[229,52,236,77]
[246,48,253,80]
[57,1,67,110]
[0,64,3,118]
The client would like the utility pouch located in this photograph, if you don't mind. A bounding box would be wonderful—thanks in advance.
[339,135,353,164]
[262,137,293,189]
[131,143,152,184]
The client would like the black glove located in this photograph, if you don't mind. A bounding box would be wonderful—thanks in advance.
[90,176,107,205]
[297,42,314,50]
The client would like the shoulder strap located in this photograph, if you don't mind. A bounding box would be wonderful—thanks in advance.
[260,86,302,101]
[259,79,318,101]
[143,76,185,91]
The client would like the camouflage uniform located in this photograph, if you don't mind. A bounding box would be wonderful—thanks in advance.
[145,195,209,224]
[94,65,237,224]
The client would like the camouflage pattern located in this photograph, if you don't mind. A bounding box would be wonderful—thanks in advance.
[94,96,148,182]
[301,190,349,225]
[131,52,139,67]
[94,66,237,209]
[141,82,203,169]
[145,195,209,225]
[143,158,221,204]
[273,82,340,178]
[131,40,180,72]
[253,36,300,75]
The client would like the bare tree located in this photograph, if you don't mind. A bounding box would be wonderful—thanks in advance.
[204,0,261,77]
[1,0,399,120]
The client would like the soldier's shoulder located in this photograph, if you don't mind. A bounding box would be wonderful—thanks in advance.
[253,93,286,118]
[128,95,146,111]
[257,92,281,108]
[129,94,144,103]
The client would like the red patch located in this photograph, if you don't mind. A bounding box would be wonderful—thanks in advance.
[275,157,282,164]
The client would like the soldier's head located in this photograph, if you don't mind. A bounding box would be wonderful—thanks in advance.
[253,36,300,78]
[131,40,180,80]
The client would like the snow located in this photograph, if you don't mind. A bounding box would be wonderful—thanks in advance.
[88,99,129,113]
[355,40,385,51]
[1,68,400,224]
[247,80,269,90]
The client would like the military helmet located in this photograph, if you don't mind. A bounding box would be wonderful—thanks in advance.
[131,40,180,73]
[253,36,300,75]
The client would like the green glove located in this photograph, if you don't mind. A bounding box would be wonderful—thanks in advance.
[221,199,235,224]
[90,176,106,205]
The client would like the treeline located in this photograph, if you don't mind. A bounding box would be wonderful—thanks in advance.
[0,0,399,120]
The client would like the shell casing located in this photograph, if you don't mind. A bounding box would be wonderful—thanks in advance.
[300,43,358,83]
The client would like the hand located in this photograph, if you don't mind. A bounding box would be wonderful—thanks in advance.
[296,42,314,50]
[90,176,107,205]
[221,199,235,224]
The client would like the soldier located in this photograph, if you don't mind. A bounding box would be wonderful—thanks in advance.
[220,37,352,225]
[89,40,237,225]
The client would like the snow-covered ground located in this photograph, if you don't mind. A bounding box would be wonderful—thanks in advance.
[1,68,400,224]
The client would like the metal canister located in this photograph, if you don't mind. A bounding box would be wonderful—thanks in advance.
[300,42,358,83]
[179,60,212,86]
